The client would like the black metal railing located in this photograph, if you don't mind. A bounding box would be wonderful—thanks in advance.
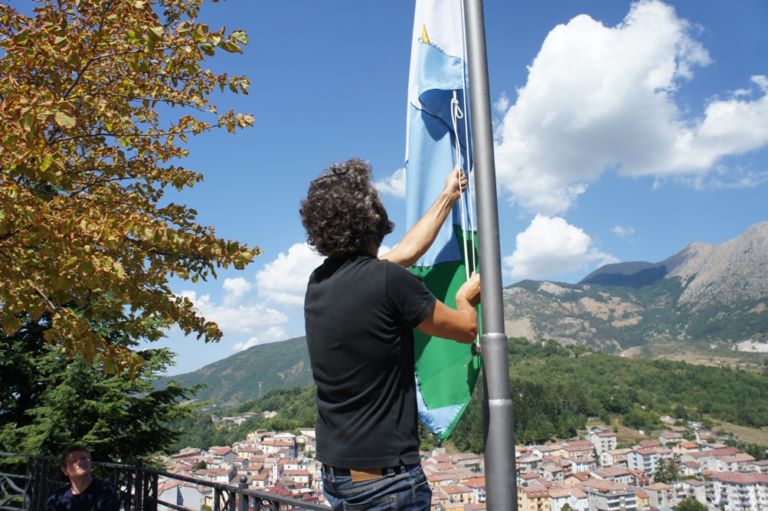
[0,453,328,511]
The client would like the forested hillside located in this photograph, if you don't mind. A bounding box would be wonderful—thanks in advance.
[171,339,768,453]
[162,337,312,406]
[451,339,768,451]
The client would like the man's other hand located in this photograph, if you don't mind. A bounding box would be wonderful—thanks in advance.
[456,272,481,307]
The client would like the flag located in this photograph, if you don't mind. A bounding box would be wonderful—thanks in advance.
[406,0,480,439]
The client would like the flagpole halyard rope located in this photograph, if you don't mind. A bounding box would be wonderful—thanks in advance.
[451,90,481,349]
[451,91,472,283]
[459,0,478,278]
[457,0,480,349]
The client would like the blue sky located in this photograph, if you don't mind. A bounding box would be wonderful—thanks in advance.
[23,1,768,373]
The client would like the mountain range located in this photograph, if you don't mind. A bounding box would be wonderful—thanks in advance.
[166,336,312,407]
[504,221,767,352]
[166,221,768,406]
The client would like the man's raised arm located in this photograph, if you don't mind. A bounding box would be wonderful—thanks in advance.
[379,167,466,267]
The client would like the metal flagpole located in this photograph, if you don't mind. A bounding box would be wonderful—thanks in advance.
[462,0,518,509]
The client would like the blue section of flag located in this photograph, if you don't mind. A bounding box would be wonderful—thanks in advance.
[406,42,471,268]
[415,376,465,437]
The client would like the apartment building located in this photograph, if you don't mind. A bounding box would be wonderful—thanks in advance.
[706,471,768,511]
[582,479,638,511]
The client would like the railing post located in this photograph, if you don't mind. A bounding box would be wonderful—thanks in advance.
[119,465,131,511]
[28,455,43,511]
[229,486,237,511]
[29,455,60,511]
[134,461,143,511]
[148,472,158,511]
[238,476,248,511]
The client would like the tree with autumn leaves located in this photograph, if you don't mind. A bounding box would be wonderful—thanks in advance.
[0,0,258,370]
[0,0,258,457]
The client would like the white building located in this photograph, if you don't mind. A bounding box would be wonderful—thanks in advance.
[601,448,631,469]
[706,471,768,511]
[627,447,671,476]
[158,482,205,511]
[590,430,618,456]
[548,487,588,511]
[207,446,235,465]
[644,482,677,509]
[593,465,634,485]
[583,479,638,511]
[569,456,597,474]
[674,480,707,507]
[708,453,756,473]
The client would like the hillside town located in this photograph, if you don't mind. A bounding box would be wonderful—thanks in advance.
[160,414,768,511]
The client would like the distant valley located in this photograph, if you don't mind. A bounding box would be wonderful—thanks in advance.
[165,222,768,407]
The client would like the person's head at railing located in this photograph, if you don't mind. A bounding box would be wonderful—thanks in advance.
[59,445,92,482]
[48,445,118,511]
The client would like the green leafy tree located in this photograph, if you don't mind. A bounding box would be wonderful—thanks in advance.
[673,497,707,511]
[623,407,658,431]
[0,0,258,370]
[744,443,766,460]
[653,457,680,484]
[0,314,195,461]
[673,405,689,420]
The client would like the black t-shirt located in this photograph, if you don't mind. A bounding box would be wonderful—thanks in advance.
[45,478,118,511]
[304,253,436,469]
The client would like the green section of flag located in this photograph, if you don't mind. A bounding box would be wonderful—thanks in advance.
[412,261,482,410]
[411,226,481,428]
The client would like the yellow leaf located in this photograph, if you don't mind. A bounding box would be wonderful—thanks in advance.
[55,112,76,128]
[147,26,163,41]
[2,316,21,335]
[40,154,54,171]
[231,30,248,45]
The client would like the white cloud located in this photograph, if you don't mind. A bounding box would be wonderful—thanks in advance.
[256,243,324,306]
[222,277,253,305]
[503,215,617,280]
[611,225,636,239]
[494,0,768,216]
[697,167,768,190]
[664,75,768,174]
[179,290,286,334]
[374,167,406,198]
[178,242,322,340]
[494,92,510,114]
[656,162,768,191]
[232,326,286,352]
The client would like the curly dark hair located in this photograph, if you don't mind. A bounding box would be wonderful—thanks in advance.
[300,158,394,257]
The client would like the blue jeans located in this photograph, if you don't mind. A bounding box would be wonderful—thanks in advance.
[322,464,432,511]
